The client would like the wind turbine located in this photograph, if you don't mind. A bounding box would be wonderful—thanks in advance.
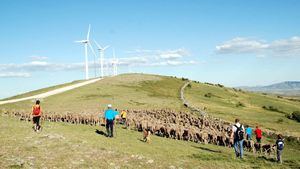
[75,24,96,80]
[94,40,109,78]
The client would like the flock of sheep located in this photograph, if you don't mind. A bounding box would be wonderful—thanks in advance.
[1,108,281,156]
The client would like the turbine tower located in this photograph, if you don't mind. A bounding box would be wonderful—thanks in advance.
[75,24,95,80]
[94,40,109,78]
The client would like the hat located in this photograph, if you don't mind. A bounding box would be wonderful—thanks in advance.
[107,104,112,108]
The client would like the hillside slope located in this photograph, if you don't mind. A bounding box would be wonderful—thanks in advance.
[185,82,300,137]
[1,74,300,137]
[0,79,85,101]
[0,74,186,113]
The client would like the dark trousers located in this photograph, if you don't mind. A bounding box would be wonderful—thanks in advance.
[33,116,41,130]
[256,137,261,143]
[106,119,114,137]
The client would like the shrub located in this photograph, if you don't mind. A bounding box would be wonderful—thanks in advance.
[268,106,279,112]
[204,82,214,86]
[277,118,284,123]
[262,105,286,114]
[217,84,224,88]
[187,83,192,88]
[236,102,245,107]
[204,93,212,98]
[292,111,300,122]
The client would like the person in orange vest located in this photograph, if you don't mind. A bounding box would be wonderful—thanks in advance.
[32,100,42,132]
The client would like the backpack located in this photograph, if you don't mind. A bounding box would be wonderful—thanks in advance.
[33,106,41,116]
[277,140,284,150]
[234,124,244,141]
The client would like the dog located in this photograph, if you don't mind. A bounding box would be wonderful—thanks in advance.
[261,144,275,156]
[143,129,151,143]
[254,142,261,153]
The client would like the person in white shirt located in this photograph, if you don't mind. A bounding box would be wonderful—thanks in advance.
[231,118,245,159]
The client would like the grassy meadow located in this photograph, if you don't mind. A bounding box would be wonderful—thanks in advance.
[1,73,300,168]
[1,116,299,169]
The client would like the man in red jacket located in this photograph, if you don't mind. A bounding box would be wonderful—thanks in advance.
[254,126,262,143]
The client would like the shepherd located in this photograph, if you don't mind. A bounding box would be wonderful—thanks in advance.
[104,104,119,138]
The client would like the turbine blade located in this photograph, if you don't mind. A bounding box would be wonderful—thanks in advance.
[88,42,97,58]
[74,40,85,43]
[103,45,110,50]
[93,40,102,49]
[87,24,91,40]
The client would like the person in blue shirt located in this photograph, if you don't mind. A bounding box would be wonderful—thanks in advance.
[246,125,252,140]
[104,104,119,137]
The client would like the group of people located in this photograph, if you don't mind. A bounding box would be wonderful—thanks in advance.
[31,100,126,138]
[30,101,285,163]
[245,125,263,143]
[231,118,285,163]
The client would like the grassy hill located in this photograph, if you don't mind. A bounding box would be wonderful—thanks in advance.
[1,116,299,169]
[184,82,300,137]
[1,73,299,137]
[0,79,84,101]
[0,74,187,113]
[1,73,300,168]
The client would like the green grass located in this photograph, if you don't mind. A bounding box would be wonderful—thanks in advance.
[185,82,300,137]
[1,116,299,169]
[1,74,300,168]
[0,74,186,114]
[1,73,300,138]
[0,79,84,101]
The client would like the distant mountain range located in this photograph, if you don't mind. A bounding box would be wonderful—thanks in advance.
[239,81,300,96]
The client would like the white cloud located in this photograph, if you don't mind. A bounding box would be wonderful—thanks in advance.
[125,48,190,60]
[269,36,300,56]
[216,36,300,57]
[120,47,195,66]
[0,47,197,77]
[29,55,48,61]
[0,62,84,72]
[146,60,198,66]
[0,72,31,78]
[216,37,269,54]
[117,57,149,66]
[159,48,189,60]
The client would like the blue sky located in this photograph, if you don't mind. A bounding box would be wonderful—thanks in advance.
[0,0,300,98]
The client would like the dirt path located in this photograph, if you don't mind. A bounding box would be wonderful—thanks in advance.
[180,81,206,116]
[0,78,102,105]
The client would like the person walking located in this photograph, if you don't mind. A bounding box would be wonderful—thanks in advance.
[246,125,252,140]
[273,134,285,164]
[104,104,118,137]
[32,100,42,132]
[120,110,127,125]
[231,118,245,159]
[254,126,262,143]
